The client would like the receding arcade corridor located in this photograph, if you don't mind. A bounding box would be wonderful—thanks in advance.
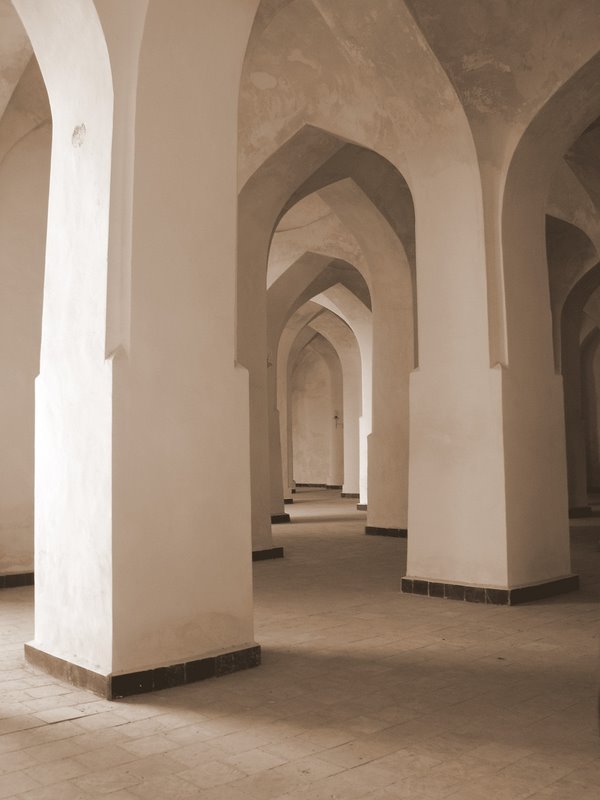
[2,491,599,799]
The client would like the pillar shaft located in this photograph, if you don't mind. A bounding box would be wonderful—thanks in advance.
[17,0,261,693]
[405,166,573,599]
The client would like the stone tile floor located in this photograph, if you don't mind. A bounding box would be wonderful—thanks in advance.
[1,488,599,799]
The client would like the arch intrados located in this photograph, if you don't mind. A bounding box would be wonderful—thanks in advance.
[281,271,369,340]
[239,123,345,213]
[270,254,371,374]
[547,161,599,244]
[287,306,359,376]
[560,261,600,374]
[562,261,600,322]
[545,200,600,257]
[268,250,371,314]
[268,217,369,292]
[500,50,600,370]
[546,215,599,289]
[240,123,414,277]
[287,326,320,377]
[504,50,600,210]
[306,307,359,351]
[280,143,415,272]
[581,326,600,356]
[11,1,113,120]
[307,286,372,396]
[294,331,341,377]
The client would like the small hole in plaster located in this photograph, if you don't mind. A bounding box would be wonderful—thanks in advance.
[72,123,86,148]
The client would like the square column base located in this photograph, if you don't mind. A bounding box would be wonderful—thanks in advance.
[24,642,261,700]
[401,574,579,605]
[366,527,407,538]
[252,547,284,561]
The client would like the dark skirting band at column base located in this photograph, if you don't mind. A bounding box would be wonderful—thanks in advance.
[569,506,593,518]
[252,547,284,561]
[357,503,367,511]
[366,526,407,538]
[24,642,261,700]
[401,574,579,605]
[271,513,291,524]
[0,572,34,588]
[284,498,294,504]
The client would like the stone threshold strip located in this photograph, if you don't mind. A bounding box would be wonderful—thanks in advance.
[401,574,579,605]
[25,642,261,700]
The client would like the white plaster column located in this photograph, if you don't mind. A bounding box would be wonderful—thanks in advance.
[406,150,573,598]
[12,0,123,675]
[406,166,514,594]
[110,0,258,677]
[16,0,260,692]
